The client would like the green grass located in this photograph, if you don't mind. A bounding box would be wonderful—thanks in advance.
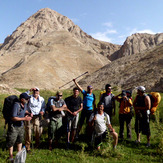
[0,90,162,162]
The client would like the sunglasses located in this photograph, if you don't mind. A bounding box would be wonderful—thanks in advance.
[58,95,62,97]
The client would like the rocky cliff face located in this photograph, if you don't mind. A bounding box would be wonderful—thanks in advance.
[110,33,163,61]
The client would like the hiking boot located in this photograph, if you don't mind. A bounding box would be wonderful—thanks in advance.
[49,146,52,151]
[146,143,150,147]
[67,142,70,150]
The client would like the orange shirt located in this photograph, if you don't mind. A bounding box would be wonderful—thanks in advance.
[116,97,132,114]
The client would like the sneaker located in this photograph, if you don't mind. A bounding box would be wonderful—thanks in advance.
[146,143,150,147]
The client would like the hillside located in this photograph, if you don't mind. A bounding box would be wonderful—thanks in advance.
[0,8,163,90]
[77,44,163,92]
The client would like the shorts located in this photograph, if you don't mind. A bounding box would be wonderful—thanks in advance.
[67,114,79,132]
[6,125,24,148]
[48,117,62,140]
[135,111,151,136]
[95,131,108,147]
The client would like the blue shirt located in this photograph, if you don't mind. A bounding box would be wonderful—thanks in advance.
[11,102,27,127]
[82,90,95,111]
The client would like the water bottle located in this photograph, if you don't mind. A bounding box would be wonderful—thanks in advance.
[14,146,27,163]
[61,110,65,117]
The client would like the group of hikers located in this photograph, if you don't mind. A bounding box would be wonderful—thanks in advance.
[3,79,160,162]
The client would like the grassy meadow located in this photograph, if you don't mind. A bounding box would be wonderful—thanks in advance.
[0,89,162,163]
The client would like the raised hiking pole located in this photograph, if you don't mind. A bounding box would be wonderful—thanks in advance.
[59,71,88,89]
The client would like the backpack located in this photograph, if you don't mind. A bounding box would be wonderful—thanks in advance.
[99,90,106,101]
[90,111,109,146]
[123,90,133,112]
[2,95,19,124]
[148,92,161,115]
[45,96,56,115]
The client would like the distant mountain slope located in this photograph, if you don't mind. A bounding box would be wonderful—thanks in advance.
[0,8,120,89]
[78,44,163,92]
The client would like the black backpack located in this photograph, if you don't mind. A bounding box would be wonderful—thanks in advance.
[2,95,19,124]
[45,96,56,113]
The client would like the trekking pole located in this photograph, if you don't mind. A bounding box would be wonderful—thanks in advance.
[31,126,34,150]
[59,71,88,89]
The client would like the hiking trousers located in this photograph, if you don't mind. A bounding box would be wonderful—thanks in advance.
[119,114,132,139]
[25,115,41,150]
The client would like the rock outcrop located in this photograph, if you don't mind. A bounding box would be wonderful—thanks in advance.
[110,33,163,61]
[0,84,20,95]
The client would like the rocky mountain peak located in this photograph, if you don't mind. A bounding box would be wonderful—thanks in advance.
[1,8,79,51]
[110,33,163,61]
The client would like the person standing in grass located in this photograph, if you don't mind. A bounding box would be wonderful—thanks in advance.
[6,93,32,162]
[100,84,116,122]
[48,91,72,150]
[25,87,46,152]
[89,102,118,150]
[65,87,83,147]
[133,86,151,147]
[114,91,133,139]
[73,79,96,139]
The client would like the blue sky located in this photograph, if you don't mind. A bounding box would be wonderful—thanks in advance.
[0,0,162,45]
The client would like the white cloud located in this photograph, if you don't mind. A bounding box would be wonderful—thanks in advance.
[129,28,156,35]
[118,35,126,39]
[106,29,117,34]
[90,24,117,43]
[103,22,113,28]
[90,32,112,42]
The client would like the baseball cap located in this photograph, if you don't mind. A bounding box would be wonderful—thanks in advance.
[136,86,146,92]
[20,93,31,100]
[87,85,93,89]
[35,87,40,91]
[121,91,127,97]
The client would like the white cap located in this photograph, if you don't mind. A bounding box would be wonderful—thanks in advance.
[35,87,40,91]
[136,86,145,92]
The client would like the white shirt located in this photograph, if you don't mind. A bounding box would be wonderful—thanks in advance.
[89,112,111,136]
[28,95,45,115]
